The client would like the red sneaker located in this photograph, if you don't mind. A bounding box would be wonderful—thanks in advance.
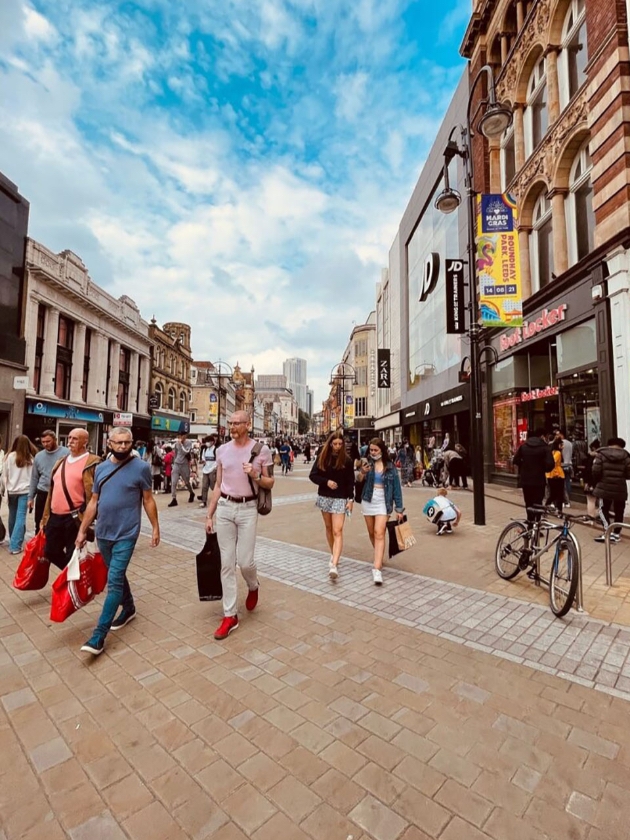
[214,616,239,640]
[246,586,259,612]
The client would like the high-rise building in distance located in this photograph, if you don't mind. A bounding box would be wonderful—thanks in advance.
[283,358,308,413]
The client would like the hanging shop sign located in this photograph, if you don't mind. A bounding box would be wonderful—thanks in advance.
[445,259,466,334]
[113,412,133,426]
[499,304,568,351]
[151,413,190,433]
[148,394,160,410]
[476,194,523,328]
[344,394,355,424]
[377,349,391,388]
[521,386,559,402]
[26,400,105,423]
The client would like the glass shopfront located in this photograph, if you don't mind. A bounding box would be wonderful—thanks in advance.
[491,317,598,475]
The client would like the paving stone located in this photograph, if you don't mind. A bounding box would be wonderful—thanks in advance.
[29,737,73,773]
[69,811,127,840]
[349,794,407,840]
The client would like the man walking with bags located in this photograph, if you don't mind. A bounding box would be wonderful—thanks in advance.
[76,427,160,655]
[513,428,555,517]
[206,411,274,640]
[592,437,630,543]
[168,433,195,507]
[41,428,101,570]
[28,430,69,533]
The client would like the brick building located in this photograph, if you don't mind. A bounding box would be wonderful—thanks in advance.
[149,321,192,437]
[461,0,630,484]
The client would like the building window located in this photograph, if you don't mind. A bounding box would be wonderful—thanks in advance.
[54,316,74,400]
[179,391,186,413]
[155,381,163,408]
[355,338,368,357]
[33,304,46,394]
[355,396,368,417]
[566,143,595,265]
[117,347,130,411]
[168,387,176,410]
[82,329,91,402]
[559,0,587,109]
[530,192,554,292]
[500,126,516,190]
[190,410,197,423]
[524,57,548,158]
[356,366,368,386]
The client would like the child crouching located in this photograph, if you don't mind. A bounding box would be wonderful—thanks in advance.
[423,487,461,535]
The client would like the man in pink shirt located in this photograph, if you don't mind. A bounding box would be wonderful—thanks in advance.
[206,411,274,639]
[41,428,101,569]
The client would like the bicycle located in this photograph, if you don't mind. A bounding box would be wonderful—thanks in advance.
[495,504,594,617]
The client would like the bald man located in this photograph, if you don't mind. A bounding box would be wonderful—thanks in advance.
[206,411,274,640]
[41,428,102,570]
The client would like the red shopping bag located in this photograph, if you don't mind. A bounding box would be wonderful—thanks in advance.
[50,546,108,623]
[13,531,50,591]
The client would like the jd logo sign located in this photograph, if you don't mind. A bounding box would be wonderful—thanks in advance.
[419,253,440,302]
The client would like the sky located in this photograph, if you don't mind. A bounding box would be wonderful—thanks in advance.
[0,0,469,408]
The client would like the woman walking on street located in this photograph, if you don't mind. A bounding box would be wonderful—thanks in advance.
[398,441,415,487]
[1,435,38,554]
[309,430,355,580]
[356,438,405,585]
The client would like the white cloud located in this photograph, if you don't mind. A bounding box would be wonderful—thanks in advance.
[23,4,57,41]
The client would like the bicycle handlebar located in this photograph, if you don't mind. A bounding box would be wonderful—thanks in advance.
[526,505,597,525]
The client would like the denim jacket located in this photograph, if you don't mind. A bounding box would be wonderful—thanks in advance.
[359,462,404,514]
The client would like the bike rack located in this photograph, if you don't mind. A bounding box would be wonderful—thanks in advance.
[604,522,630,586]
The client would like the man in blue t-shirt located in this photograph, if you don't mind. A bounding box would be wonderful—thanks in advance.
[75,427,160,655]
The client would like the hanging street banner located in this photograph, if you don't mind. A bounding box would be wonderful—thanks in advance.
[476,193,523,327]
[377,349,391,388]
[208,392,218,422]
[445,259,466,334]
[344,394,355,424]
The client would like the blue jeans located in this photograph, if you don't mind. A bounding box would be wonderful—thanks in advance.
[8,494,28,552]
[93,538,137,641]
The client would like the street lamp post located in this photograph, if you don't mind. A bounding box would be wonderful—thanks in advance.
[207,360,233,439]
[435,65,513,526]
[329,363,357,432]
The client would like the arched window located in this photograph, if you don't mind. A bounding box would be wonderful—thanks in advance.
[154,381,163,409]
[179,391,186,413]
[524,57,548,158]
[559,0,587,109]
[168,387,176,410]
[530,192,554,291]
[500,125,516,190]
[566,143,595,265]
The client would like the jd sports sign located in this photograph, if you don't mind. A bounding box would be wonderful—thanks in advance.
[419,253,440,301]
[445,259,466,334]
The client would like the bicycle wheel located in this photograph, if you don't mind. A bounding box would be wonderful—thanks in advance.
[495,521,528,580]
[549,539,579,617]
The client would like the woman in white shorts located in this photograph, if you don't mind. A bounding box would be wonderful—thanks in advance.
[356,438,405,585]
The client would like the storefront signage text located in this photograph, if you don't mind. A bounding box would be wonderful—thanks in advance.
[377,349,391,388]
[370,349,377,397]
[499,304,568,352]
[113,412,133,426]
[521,386,559,402]
[440,395,464,408]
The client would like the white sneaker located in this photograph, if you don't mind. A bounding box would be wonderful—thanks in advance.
[329,562,338,580]
[372,568,383,586]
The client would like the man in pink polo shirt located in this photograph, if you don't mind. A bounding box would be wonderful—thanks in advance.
[206,411,274,640]
[41,428,101,569]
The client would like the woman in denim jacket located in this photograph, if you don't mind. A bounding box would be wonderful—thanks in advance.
[356,438,405,585]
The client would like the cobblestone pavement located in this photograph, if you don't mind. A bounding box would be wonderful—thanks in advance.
[2,476,630,839]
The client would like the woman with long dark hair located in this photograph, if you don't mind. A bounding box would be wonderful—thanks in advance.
[309,429,355,579]
[356,438,405,585]
[1,435,38,554]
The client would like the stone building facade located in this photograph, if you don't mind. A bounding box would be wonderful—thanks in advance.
[0,173,29,447]
[462,0,630,482]
[148,321,193,437]
[23,239,151,452]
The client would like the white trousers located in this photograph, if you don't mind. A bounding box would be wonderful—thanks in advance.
[215,499,258,617]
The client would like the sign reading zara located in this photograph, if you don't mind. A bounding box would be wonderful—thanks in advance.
[377,349,391,388]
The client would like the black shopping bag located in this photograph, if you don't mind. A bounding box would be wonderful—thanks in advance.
[386,517,406,558]
[196,533,222,601]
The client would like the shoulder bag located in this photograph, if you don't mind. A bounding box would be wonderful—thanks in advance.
[248,442,272,516]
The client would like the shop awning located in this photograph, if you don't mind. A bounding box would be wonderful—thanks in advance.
[151,412,190,434]
[374,411,400,431]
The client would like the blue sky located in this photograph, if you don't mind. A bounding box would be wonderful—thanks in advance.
[0,0,469,406]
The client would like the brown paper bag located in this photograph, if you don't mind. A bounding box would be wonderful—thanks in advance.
[395,519,417,551]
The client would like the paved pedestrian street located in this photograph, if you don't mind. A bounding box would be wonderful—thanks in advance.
[2,467,630,839]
